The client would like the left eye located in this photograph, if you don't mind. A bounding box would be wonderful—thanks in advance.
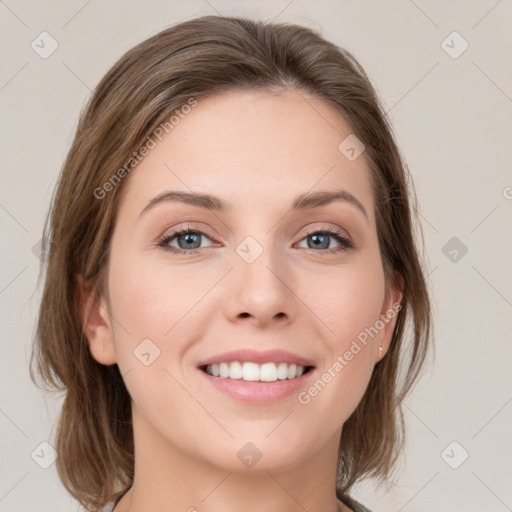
[296,228,353,252]
[158,227,353,254]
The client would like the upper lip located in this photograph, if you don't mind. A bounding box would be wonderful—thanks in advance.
[197,349,316,368]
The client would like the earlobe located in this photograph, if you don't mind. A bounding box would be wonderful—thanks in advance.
[76,275,117,366]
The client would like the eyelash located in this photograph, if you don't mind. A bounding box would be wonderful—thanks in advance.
[157,225,354,255]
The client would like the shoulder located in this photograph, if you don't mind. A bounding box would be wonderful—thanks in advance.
[98,488,129,512]
[338,492,374,512]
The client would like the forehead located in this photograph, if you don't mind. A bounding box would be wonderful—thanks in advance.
[119,89,374,221]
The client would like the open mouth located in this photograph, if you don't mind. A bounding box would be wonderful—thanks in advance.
[199,362,315,382]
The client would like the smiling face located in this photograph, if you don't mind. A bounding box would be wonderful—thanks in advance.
[84,88,402,479]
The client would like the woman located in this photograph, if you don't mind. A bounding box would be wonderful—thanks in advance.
[31,15,432,512]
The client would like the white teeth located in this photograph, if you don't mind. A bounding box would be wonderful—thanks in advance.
[204,361,309,381]
[276,362,288,380]
[259,362,277,381]
[242,362,260,381]
[219,362,229,378]
[229,361,243,379]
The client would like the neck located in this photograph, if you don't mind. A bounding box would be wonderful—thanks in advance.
[114,404,345,512]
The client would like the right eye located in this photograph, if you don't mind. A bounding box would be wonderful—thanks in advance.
[158,227,218,254]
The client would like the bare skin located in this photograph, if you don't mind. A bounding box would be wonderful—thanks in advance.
[81,88,402,512]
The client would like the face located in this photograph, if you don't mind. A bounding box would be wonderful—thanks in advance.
[85,89,402,475]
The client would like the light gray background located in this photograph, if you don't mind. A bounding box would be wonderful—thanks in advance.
[1,1,511,511]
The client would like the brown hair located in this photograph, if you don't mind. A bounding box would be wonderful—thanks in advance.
[30,14,433,511]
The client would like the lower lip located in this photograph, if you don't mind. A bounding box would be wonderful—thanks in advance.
[196,367,316,404]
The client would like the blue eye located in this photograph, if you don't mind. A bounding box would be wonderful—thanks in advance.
[157,226,353,254]
[158,227,214,254]
[297,227,353,252]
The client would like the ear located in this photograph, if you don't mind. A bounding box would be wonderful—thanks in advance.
[375,269,404,362]
[76,274,117,365]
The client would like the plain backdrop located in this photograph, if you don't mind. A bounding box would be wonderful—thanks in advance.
[1,1,511,511]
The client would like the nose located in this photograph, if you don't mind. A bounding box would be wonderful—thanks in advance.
[224,244,297,328]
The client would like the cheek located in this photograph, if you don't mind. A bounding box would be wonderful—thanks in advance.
[108,251,204,333]
[295,260,384,416]
[106,256,209,423]
[108,244,385,371]
[107,252,222,375]
[107,239,385,427]
[301,259,385,349]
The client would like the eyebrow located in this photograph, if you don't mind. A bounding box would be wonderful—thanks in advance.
[139,189,369,222]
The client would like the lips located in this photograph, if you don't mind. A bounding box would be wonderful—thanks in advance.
[196,348,316,368]
[197,359,317,404]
